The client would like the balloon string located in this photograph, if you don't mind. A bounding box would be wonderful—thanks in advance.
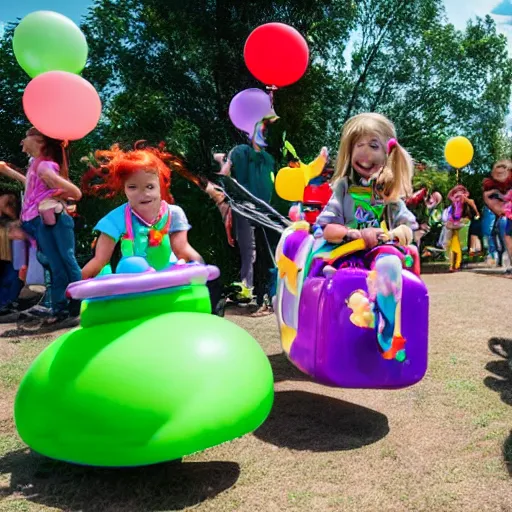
[61,140,69,180]
[266,85,278,108]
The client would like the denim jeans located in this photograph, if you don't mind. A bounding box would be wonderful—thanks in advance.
[22,213,82,313]
[234,214,256,289]
[493,217,507,265]
[0,261,23,307]
[481,207,507,262]
[481,207,496,254]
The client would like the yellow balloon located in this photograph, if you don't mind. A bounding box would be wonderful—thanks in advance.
[444,136,474,169]
[275,167,306,202]
[275,151,327,202]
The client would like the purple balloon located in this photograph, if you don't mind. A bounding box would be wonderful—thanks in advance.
[229,88,274,135]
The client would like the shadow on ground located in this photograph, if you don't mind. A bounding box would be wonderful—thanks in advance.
[0,449,239,511]
[254,390,389,452]
[267,352,313,384]
[484,337,512,476]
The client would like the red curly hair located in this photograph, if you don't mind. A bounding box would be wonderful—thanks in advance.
[81,142,191,204]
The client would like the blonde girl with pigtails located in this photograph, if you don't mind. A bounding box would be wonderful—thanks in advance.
[318,112,417,247]
[316,112,419,362]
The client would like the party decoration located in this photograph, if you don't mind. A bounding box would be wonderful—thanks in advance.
[13,11,88,78]
[23,71,101,140]
[444,136,474,169]
[15,263,274,467]
[244,23,309,87]
[229,88,274,135]
[275,149,328,202]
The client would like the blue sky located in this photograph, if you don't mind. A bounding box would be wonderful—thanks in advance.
[0,0,92,24]
[0,0,93,33]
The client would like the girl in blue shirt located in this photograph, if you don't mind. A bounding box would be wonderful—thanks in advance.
[82,144,202,279]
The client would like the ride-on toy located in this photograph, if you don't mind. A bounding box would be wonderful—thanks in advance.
[14,258,274,467]
[274,222,429,389]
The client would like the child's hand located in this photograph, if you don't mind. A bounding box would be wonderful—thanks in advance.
[205,182,226,205]
[346,229,362,240]
[9,225,27,240]
[386,225,413,246]
[360,228,383,249]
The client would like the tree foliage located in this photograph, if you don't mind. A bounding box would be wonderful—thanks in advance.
[0,0,511,272]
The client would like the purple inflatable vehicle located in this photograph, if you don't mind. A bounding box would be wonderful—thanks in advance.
[274,222,429,389]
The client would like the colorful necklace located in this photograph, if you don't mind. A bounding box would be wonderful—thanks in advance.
[121,201,172,270]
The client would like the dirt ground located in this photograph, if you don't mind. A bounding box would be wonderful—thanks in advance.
[0,272,511,512]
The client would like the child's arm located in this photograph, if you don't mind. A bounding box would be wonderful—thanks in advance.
[170,231,204,263]
[317,180,381,247]
[464,197,479,218]
[483,189,504,216]
[0,161,26,185]
[168,205,204,262]
[381,200,417,246]
[389,200,419,231]
[81,234,116,279]
[322,219,382,249]
[317,181,349,243]
[38,162,82,201]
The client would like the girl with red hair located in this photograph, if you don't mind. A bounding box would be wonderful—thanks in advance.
[81,144,202,279]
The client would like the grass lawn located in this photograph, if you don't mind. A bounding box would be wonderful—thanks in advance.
[0,272,511,512]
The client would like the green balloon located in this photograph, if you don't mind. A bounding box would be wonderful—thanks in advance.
[13,11,88,78]
[15,307,274,467]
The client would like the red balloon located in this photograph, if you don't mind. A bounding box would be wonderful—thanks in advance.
[244,23,309,87]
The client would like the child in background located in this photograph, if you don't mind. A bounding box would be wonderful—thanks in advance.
[0,127,82,327]
[482,159,512,270]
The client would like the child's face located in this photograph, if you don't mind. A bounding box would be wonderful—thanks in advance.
[21,131,44,157]
[124,170,161,216]
[491,161,512,183]
[351,135,386,180]
[450,188,468,202]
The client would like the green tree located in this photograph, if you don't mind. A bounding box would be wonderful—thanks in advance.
[0,24,31,194]
[0,0,511,270]
[343,1,512,171]
[79,0,357,276]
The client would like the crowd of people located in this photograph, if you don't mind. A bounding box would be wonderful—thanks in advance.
[0,115,510,331]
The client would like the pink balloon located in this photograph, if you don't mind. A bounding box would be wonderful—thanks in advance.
[23,71,101,140]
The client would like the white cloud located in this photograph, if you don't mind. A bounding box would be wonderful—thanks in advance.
[444,0,512,54]
[444,0,501,29]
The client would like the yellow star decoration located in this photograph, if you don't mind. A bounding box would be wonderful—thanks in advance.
[277,254,300,296]
[280,324,297,354]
